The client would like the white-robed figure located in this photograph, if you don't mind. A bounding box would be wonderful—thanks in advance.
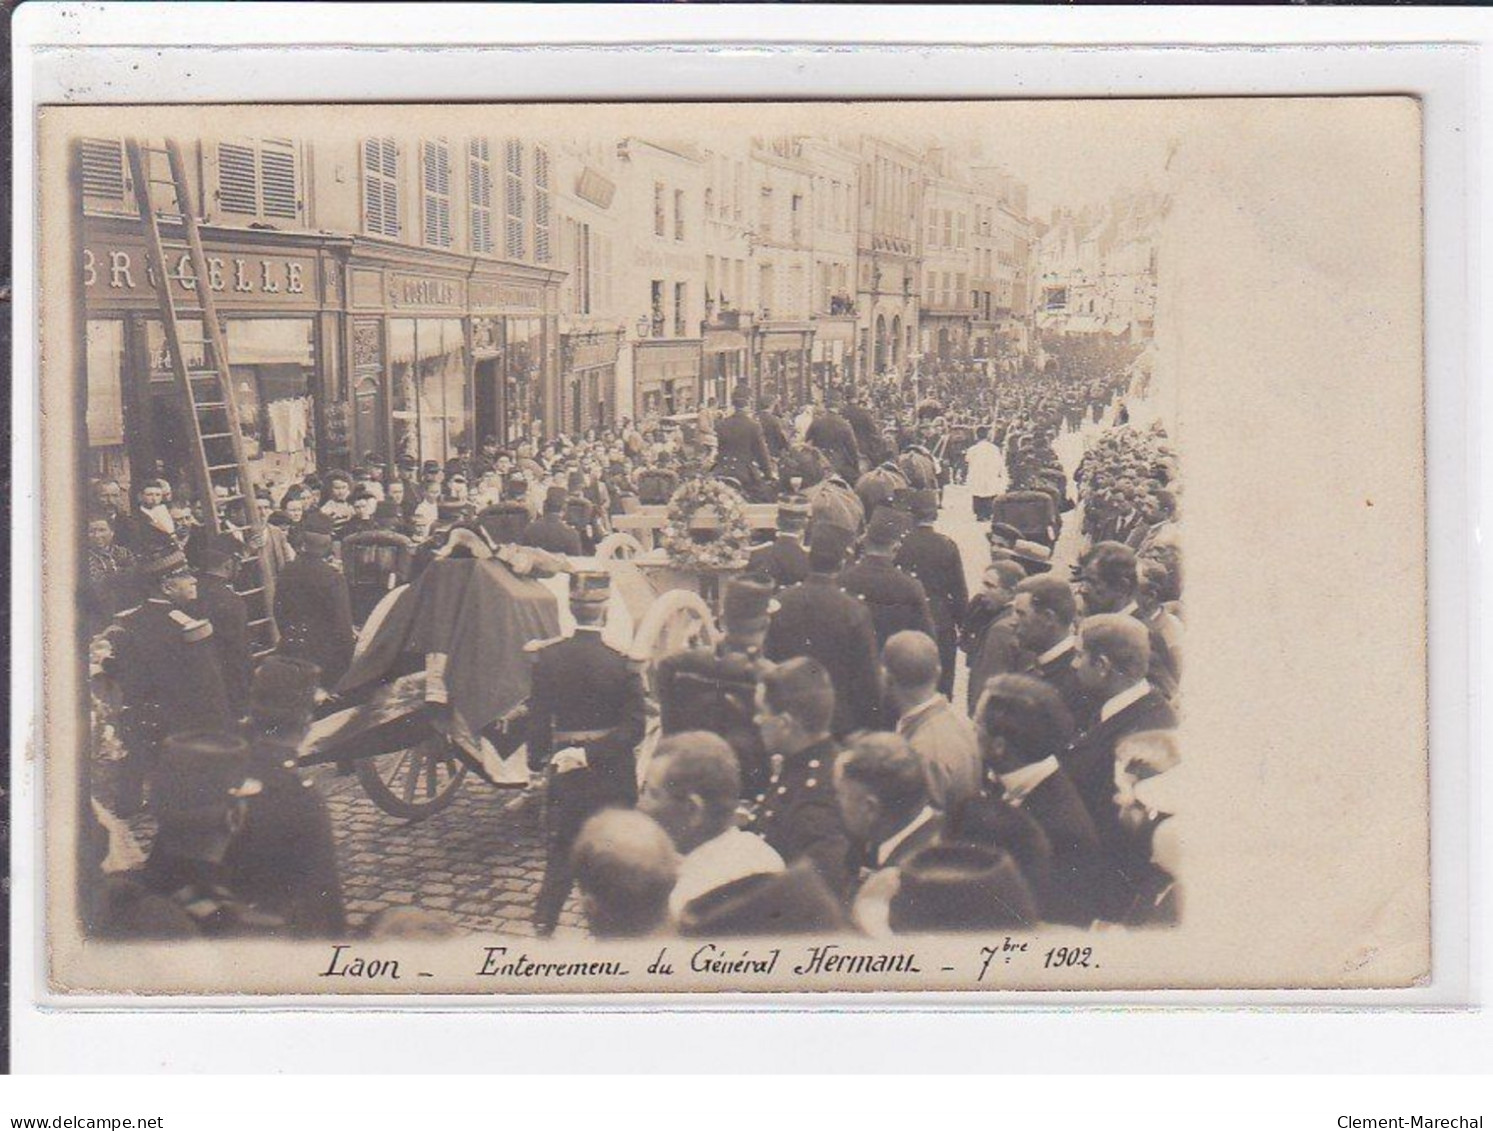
[963,425,1008,524]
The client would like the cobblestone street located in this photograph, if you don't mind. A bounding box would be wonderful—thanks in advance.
[312,766,587,938]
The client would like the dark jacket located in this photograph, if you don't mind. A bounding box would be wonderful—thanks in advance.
[527,627,647,810]
[1060,686,1178,833]
[1024,639,1098,730]
[760,410,792,457]
[806,412,862,481]
[764,574,884,736]
[274,554,356,689]
[193,574,252,717]
[520,514,583,556]
[840,555,935,648]
[105,598,232,753]
[751,738,853,902]
[896,526,969,638]
[223,732,347,938]
[714,410,775,487]
[655,643,771,795]
[747,536,811,590]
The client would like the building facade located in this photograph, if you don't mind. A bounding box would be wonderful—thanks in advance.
[800,136,860,397]
[78,133,566,498]
[613,138,707,422]
[855,136,924,379]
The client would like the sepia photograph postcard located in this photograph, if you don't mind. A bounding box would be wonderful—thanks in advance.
[29,94,1430,999]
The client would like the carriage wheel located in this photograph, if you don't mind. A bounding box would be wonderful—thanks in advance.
[596,532,646,561]
[628,588,720,666]
[354,731,469,821]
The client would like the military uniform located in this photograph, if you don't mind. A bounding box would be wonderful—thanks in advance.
[194,572,252,718]
[105,596,232,814]
[519,513,584,556]
[223,732,347,939]
[655,644,771,796]
[747,535,811,590]
[527,596,648,935]
[713,409,776,498]
[274,552,356,690]
[750,737,853,903]
[763,574,884,736]
[897,517,969,699]
[840,555,936,649]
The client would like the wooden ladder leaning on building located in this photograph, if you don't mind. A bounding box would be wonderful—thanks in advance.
[124,138,277,660]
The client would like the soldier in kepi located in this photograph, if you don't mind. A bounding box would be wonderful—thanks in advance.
[101,545,232,816]
[526,570,648,937]
[654,572,777,799]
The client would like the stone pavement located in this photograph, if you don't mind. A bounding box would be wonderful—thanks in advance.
[311,763,588,938]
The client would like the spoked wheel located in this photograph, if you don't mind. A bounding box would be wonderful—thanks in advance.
[629,588,721,704]
[354,731,469,821]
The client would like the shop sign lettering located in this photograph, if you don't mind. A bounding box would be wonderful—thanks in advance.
[83,245,312,305]
[389,273,462,308]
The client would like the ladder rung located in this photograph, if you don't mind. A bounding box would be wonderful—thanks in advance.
[208,462,240,473]
[200,432,234,441]
[196,401,227,410]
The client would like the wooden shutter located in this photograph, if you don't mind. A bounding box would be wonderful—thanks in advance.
[504,140,525,260]
[80,138,126,202]
[422,139,453,248]
[533,146,552,263]
[469,139,493,254]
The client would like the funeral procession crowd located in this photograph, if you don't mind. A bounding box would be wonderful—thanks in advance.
[79,323,1183,945]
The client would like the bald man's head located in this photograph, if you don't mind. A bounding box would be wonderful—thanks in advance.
[883,630,942,711]
[572,810,679,939]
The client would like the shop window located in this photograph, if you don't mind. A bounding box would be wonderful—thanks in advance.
[390,318,469,467]
[505,318,544,445]
[215,139,302,225]
[81,139,130,213]
[224,319,318,488]
[86,320,126,452]
[469,139,494,255]
[533,146,552,263]
[504,141,526,260]
[363,138,401,238]
[421,139,454,249]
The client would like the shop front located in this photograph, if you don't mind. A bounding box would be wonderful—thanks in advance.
[753,324,814,410]
[560,328,623,435]
[346,244,562,464]
[702,322,750,409]
[810,315,857,400]
[633,339,702,422]
[80,216,346,500]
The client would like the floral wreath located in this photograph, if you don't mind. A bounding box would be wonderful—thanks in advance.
[661,478,753,572]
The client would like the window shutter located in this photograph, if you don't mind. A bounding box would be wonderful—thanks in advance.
[504,140,526,260]
[81,139,126,201]
[422,139,453,248]
[533,146,552,264]
[217,142,260,216]
[363,138,400,238]
[469,139,493,254]
[260,142,299,220]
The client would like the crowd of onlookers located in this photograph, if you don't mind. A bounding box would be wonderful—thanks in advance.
[82,331,1182,942]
